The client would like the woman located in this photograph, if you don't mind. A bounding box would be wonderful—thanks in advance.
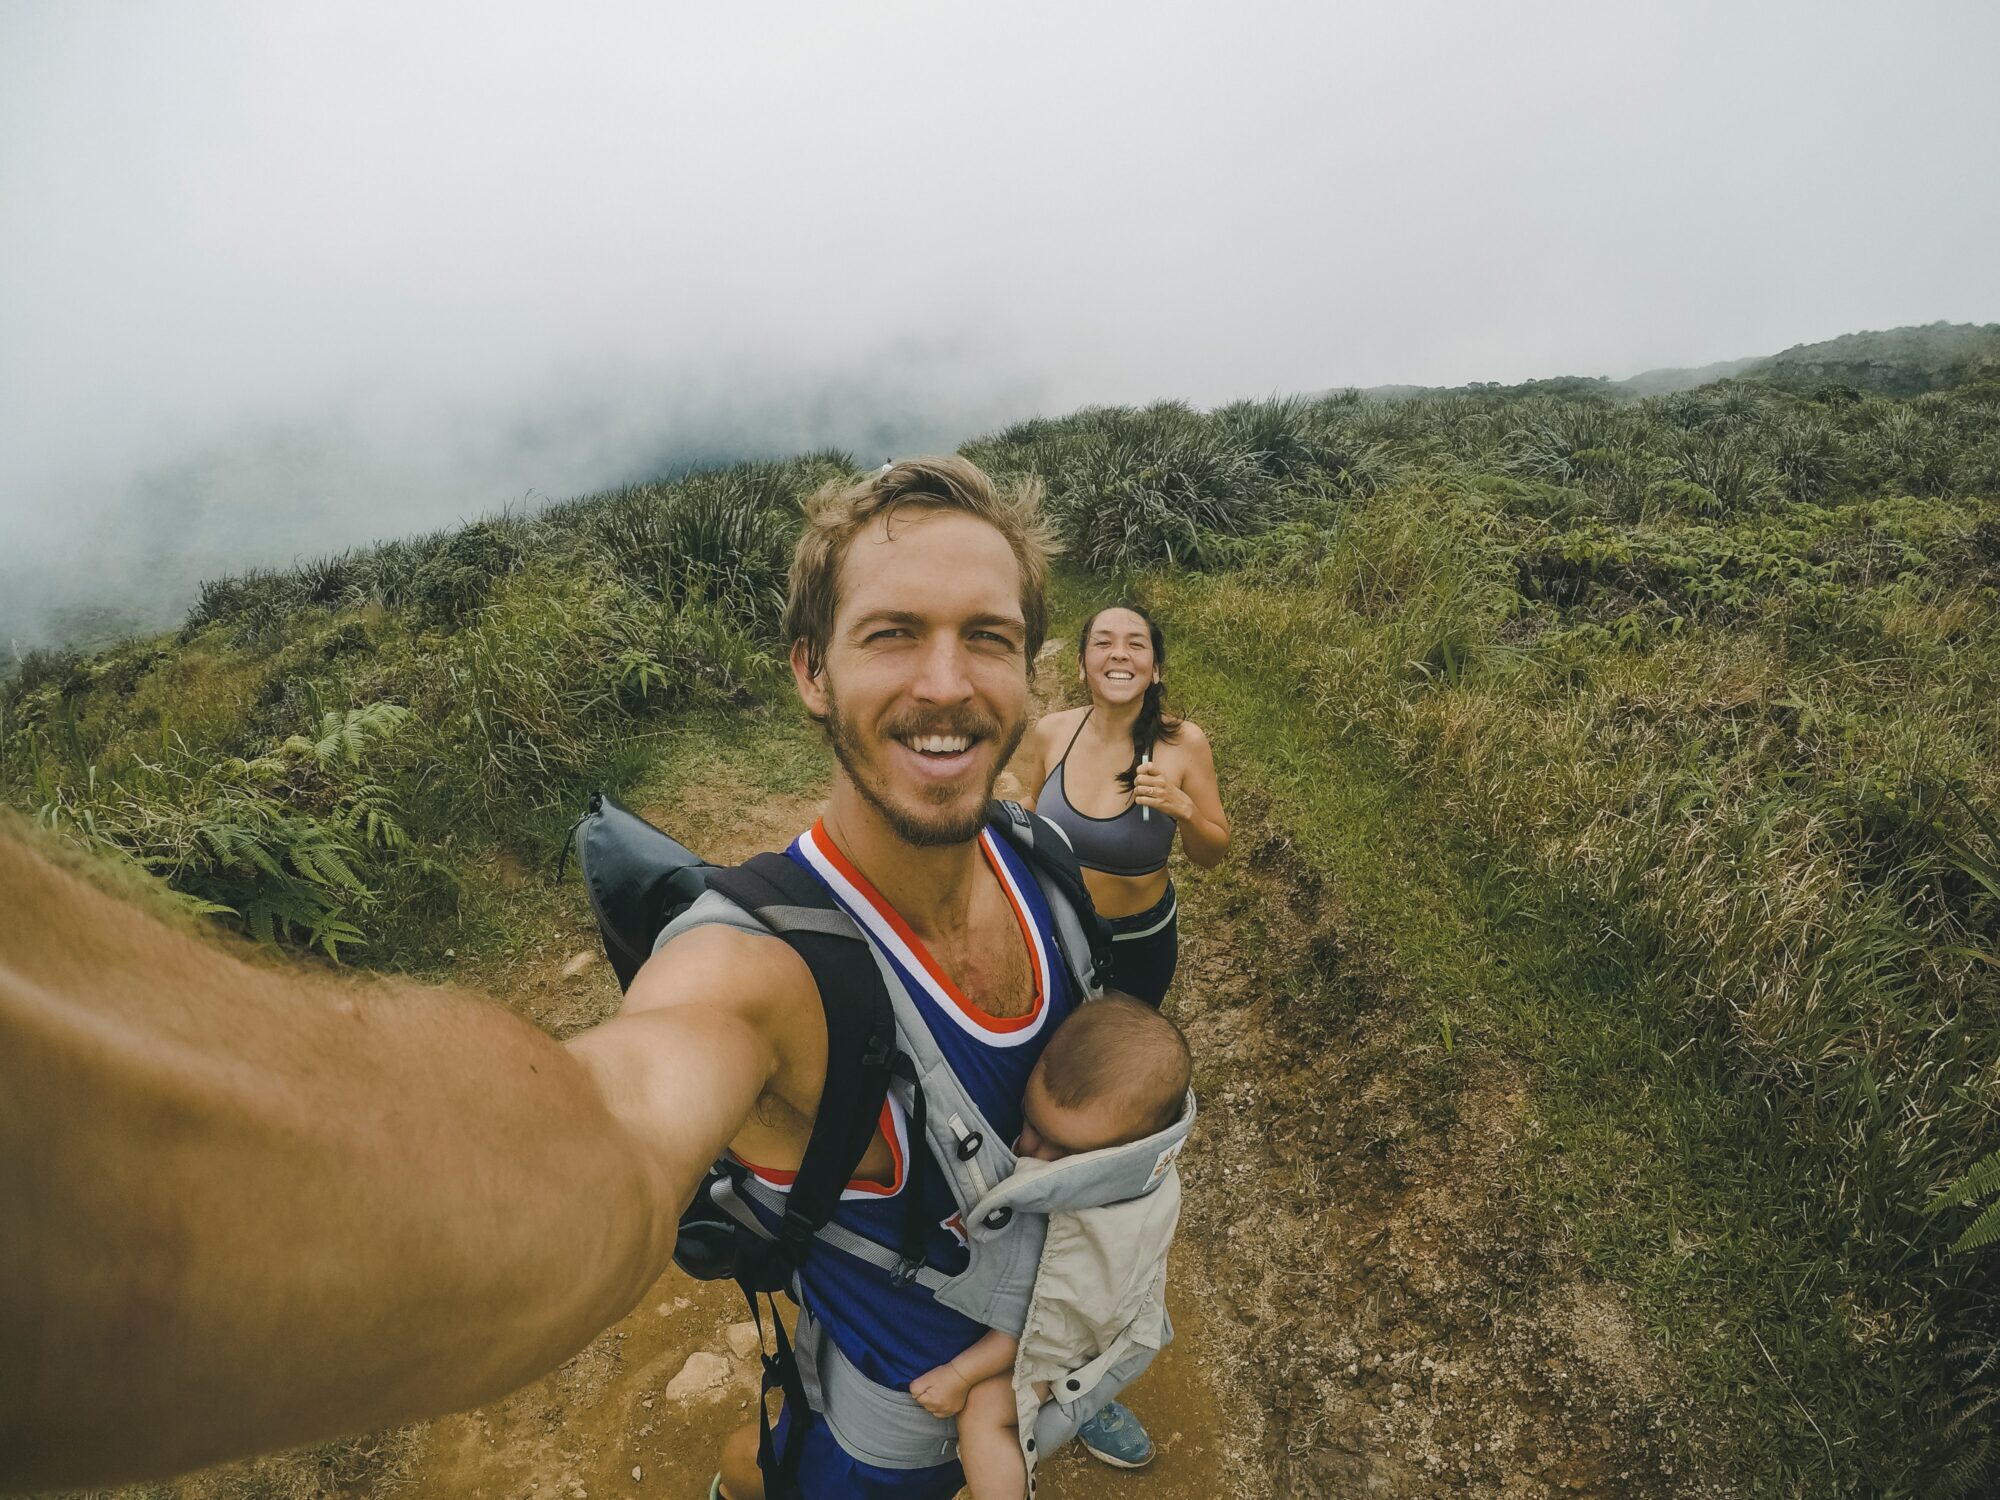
[1017,604,1230,1008]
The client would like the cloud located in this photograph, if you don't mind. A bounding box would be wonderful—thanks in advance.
[4,0,1997,648]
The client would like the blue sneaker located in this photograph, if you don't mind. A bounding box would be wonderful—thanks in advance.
[1076,1399,1155,1468]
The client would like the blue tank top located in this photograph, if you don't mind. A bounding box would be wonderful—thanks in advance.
[734,820,1080,1387]
[1036,711,1177,877]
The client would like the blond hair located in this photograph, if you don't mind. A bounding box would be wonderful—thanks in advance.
[782,456,1055,676]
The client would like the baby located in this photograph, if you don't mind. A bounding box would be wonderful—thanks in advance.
[909,994,1191,1500]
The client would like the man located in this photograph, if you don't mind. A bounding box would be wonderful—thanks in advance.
[0,456,1152,1495]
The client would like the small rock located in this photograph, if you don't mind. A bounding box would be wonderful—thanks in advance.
[631,1467,643,1482]
[725,1321,762,1360]
[562,950,598,977]
[665,1351,732,1402]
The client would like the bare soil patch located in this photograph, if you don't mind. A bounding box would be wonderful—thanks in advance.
[1168,804,1720,1498]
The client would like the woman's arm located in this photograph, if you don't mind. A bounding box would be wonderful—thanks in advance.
[1133,721,1231,868]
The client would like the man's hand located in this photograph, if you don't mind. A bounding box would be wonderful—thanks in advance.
[909,1361,974,1418]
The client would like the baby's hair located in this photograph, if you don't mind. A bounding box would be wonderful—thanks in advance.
[1039,993,1191,1140]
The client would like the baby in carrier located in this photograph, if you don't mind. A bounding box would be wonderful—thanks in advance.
[909,995,1191,1500]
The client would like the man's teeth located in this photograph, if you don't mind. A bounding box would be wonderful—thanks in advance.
[910,735,972,754]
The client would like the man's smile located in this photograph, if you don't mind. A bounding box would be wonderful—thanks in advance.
[888,725,987,782]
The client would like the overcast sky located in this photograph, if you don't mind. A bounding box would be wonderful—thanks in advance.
[3,0,1997,646]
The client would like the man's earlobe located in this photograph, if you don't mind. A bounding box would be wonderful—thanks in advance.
[790,640,829,718]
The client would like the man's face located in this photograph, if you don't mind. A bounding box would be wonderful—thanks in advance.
[793,509,1032,848]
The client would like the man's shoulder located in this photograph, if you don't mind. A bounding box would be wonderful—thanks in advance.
[633,901,823,1032]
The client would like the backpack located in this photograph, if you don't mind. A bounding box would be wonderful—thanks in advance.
[569,790,1110,1494]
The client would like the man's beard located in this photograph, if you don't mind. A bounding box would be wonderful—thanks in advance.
[822,689,1027,849]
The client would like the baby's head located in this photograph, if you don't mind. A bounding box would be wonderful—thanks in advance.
[1017,994,1191,1162]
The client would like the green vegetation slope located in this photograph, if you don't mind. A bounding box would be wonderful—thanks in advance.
[7,354,2000,1495]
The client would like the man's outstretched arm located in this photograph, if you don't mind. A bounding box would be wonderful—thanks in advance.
[0,824,793,1491]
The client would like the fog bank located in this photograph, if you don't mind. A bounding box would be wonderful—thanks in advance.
[5,0,1997,651]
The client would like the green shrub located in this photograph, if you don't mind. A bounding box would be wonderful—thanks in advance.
[182,569,299,640]
[4,644,84,704]
[594,472,794,624]
[31,700,421,958]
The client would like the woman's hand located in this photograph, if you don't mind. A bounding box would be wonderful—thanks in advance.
[1133,760,1196,822]
[909,1362,972,1418]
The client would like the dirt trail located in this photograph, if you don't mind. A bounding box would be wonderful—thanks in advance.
[397,677,1706,1498]
[402,701,1258,1499]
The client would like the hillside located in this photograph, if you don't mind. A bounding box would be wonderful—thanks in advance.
[1343,320,1999,404]
[1752,320,2000,396]
[1611,355,1764,398]
[9,360,2000,1496]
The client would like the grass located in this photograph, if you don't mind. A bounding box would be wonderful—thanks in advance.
[1139,573,1951,1492]
[1,450,854,969]
[1108,495,1999,1492]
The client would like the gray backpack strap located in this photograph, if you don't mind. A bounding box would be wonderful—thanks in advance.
[739,1176,953,1293]
[653,886,772,953]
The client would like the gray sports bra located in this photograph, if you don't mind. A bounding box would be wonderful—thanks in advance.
[1037,710,1177,878]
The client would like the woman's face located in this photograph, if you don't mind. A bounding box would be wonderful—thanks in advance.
[1079,608,1159,708]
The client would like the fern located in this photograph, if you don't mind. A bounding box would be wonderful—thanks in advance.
[1929,1147,2000,1252]
[333,782,410,850]
[311,703,411,769]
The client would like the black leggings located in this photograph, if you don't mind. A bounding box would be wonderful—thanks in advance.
[1104,883,1178,1008]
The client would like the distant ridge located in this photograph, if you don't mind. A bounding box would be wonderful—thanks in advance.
[1352,321,2000,402]
[1749,321,2000,396]
[1613,355,1763,398]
